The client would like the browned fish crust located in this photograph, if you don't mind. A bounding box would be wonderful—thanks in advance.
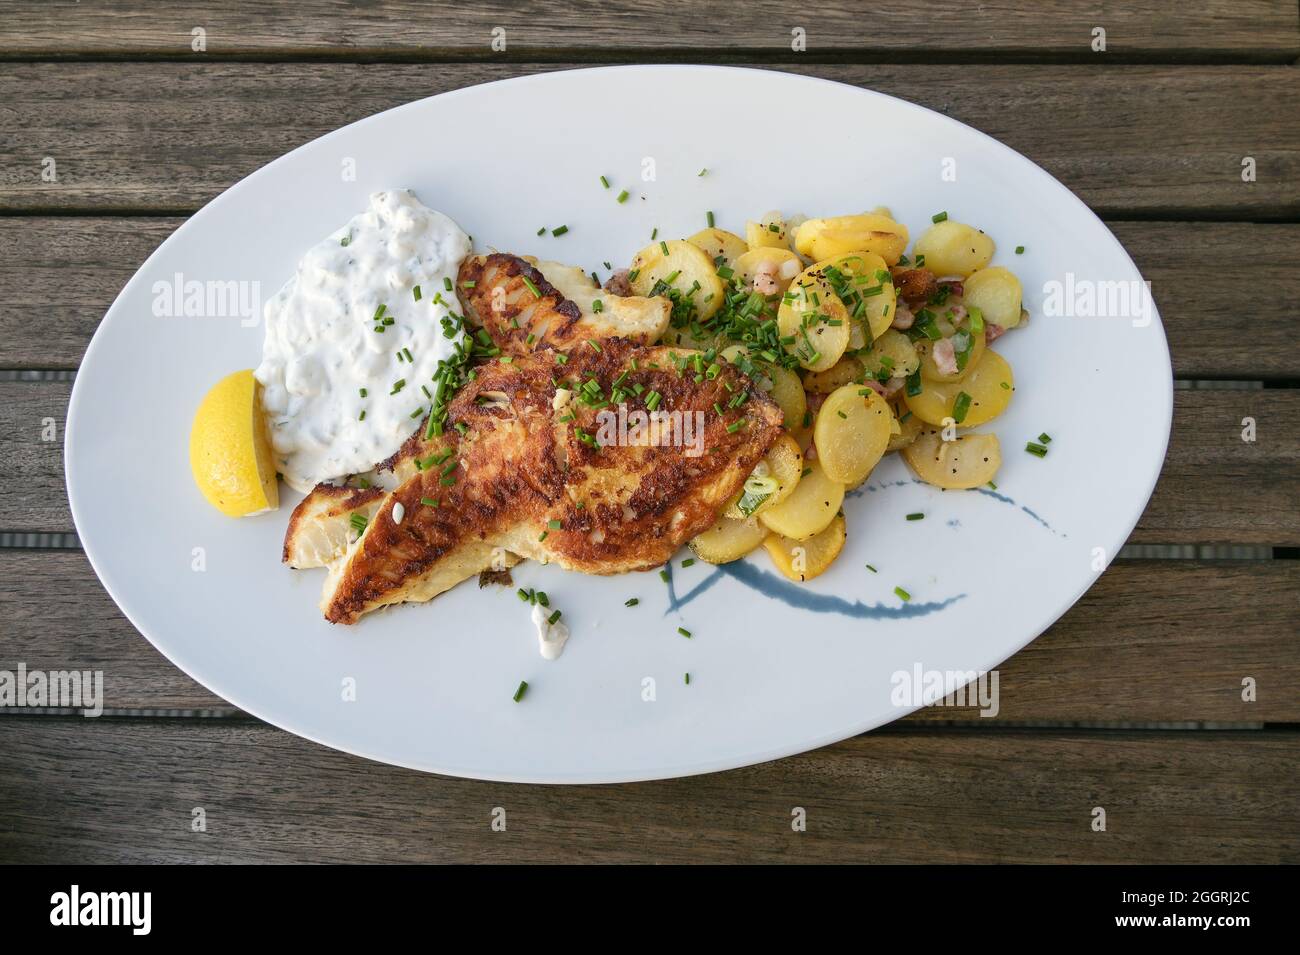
[323,339,783,624]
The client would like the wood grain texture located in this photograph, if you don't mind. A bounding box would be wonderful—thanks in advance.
[4,217,1298,379]
[3,551,1295,721]
[0,1,1295,60]
[0,718,1294,863]
[1,63,1296,216]
[7,381,1297,543]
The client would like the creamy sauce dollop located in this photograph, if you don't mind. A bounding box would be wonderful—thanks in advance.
[255,190,470,492]
[532,603,571,660]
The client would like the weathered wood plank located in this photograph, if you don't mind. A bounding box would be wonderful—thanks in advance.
[6,381,1296,543]
[4,218,1296,378]
[0,1,1295,60]
[2,551,1295,722]
[1,63,1296,216]
[0,718,1293,863]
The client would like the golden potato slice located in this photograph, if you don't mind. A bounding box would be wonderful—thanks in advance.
[630,239,725,322]
[862,328,920,380]
[734,247,802,296]
[962,267,1023,328]
[725,433,804,519]
[690,514,769,564]
[816,250,896,342]
[777,270,851,372]
[903,429,1002,489]
[759,458,845,541]
[686,227,748,270]
[814,385,893,486]
[913,220,994,277]
[914,326,986,383]
[765,513,846,583]
[745,211,788,250]
[887,403,924,452]
[802,356,864,394]
[794,214,909,266]
[903,349,1015,427]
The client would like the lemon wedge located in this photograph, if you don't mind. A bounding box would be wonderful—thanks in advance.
[189,369,279,517]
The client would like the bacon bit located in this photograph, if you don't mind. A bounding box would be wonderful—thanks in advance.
[946,304,967,323]
[891,301,915,330]
[603,269,632,297]
[985,322,1007,343]
[806,392,827,415]
[932,338,959,376]
[939,279,964,298]
[882,377,905,397]
[891,267,938,306]
[752,261,780,296]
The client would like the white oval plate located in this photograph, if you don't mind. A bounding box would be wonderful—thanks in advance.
[66,66,1171,783]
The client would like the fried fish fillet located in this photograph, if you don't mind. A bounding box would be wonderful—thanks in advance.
[458,253,670,351]
[318,339,782,623]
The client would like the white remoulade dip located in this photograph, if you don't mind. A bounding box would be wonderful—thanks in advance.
[255,190,471,492]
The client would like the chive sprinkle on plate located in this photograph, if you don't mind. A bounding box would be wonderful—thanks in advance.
[512,680,528,703]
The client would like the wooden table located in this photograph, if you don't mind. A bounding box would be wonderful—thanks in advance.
[1,2,1297,864]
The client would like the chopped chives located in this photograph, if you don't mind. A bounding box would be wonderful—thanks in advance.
[865,564,877,573]
[625,597,639,607]
[420,497,439,507]
[685,673,691,685]
[659,240,669,256]
[1015,245,1025,254]
[548,609,562,625]
[516,588,529,602]
[443,277,453,292]
[894,586,911,602]
[551,225,569,237]
[537,227,545,236]
[586,339,602,352]
[521,275,541,298]
[677,627,692,638]
[600,175,609,189]
[952,391,972,423]
[617,189,629,203]
[548,519,562,530]
[1038,432,1052,444]
[1025,442,1049,457]
[658,569,670,582]
[706,211,715,228]
[537,530,549,542]
[932,211,948,223]
[681,558,695,568]
[512,680,528,702]
[906,512,924,521]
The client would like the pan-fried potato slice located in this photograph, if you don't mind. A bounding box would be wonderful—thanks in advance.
[686,227,748,270]
[861,328,920,380]
[745,211,789,250]
[720,345,807,429]
[630,239,725,323]
[794,214,909,266]
[913,220,994,277]
[887,403,924,452]
[902,429,1001,489]
[725,433,804,519]
[689,514,768,564]
[814,385,893,486]
[802,356,863,394]
[778,270,851,372]
[904,348,1015,427]
[962,267,1023,328]
[759,458,845,541]
[764,513,846,583]
[819,251,897,341]
[734,247,802,296]
[914,326,986,383]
